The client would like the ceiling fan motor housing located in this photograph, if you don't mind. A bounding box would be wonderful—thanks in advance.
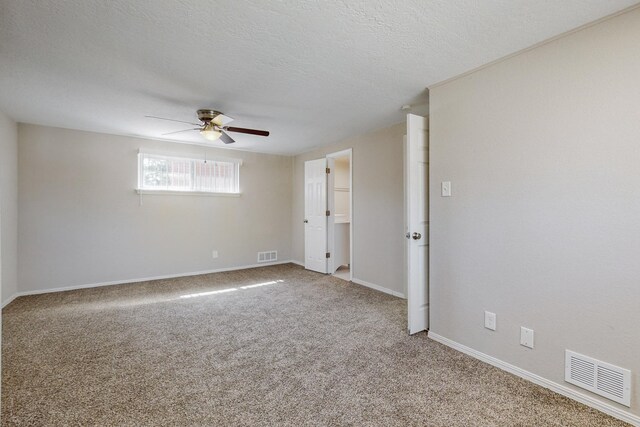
[197,109,222,123]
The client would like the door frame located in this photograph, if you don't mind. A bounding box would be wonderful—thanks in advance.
[403,135,408,298]
[326,148,353,281]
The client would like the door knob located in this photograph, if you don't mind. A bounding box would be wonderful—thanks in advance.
[304,219,308,223]
[412,232,422,240]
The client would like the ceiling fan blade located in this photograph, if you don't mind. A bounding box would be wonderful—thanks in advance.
[212,113,235,126]
[146,115,200,126]
[219,130,235,144]
[162,128,200,135]
[224,126,270,137]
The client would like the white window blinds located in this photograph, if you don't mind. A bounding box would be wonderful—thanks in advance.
[137,152,240,194]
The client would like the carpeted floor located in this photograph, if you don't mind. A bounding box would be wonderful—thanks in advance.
[2,264,629,426]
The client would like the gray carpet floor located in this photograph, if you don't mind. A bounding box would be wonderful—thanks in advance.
[2,264,629,426]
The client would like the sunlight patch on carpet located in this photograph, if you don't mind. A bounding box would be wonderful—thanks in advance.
[179,279,284,299]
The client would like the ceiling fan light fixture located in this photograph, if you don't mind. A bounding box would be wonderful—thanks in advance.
[200,123,222,141]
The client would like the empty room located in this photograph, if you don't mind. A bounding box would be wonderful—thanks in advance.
[1,1,639,425]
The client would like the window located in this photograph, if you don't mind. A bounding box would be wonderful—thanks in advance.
[137,152,241,194]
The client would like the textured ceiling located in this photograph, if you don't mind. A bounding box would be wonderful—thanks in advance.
[0,1,637,154]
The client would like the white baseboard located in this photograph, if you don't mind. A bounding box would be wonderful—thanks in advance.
[1,293,19,309]
[2,262,408,313]
[428,332,640,426]
[286,263,405,299]
[2,260,297,306]
[351,277,406,299]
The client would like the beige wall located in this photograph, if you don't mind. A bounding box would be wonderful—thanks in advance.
[18,124,292,292]
[292,123,406,295]
[0,110,17,398]
[0,111,18,305]
[17,122,405,297]
[430,8,640,417]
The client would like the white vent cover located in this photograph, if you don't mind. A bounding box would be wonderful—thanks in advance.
[257,251,277,263]
[565,350,631,407]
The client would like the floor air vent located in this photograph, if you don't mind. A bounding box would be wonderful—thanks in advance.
[257,251,277,263]
[565,350,631,407]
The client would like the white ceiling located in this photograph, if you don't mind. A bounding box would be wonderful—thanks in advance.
[1,1,637,155]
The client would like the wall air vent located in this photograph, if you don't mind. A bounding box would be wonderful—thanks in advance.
[257,251,277,263]
[565,350,631,407]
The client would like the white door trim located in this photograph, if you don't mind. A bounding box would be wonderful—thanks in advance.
[326,156,335,274]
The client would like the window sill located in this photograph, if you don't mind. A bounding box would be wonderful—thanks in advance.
[135,189,241,197]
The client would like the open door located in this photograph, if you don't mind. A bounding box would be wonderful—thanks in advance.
[304,158,329,273]
[406,114,429,335]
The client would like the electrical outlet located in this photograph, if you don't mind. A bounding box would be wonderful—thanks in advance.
[484,311,496,331]
[212,250,219,259]
[520,327,534,349]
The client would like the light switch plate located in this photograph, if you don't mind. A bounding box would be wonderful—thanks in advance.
[441,181,451,197]
[520,327,534,348]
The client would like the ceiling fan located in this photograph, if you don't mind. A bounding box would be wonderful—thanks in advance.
[146,109,270,144]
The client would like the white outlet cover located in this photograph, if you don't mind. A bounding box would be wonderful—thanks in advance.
[484,311,496,331]
[520,327,534,348]
[212,250,219,259]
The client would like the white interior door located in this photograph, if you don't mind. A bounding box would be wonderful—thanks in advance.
[406,114,429,335]
[305,158,328,273]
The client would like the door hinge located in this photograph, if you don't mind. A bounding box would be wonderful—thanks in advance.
[326,167,330,174]
[326,252,331,258]
[326,210,330,216]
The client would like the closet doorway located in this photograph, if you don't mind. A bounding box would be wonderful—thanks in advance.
[303,149,352,280]
[327,149,352,281]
